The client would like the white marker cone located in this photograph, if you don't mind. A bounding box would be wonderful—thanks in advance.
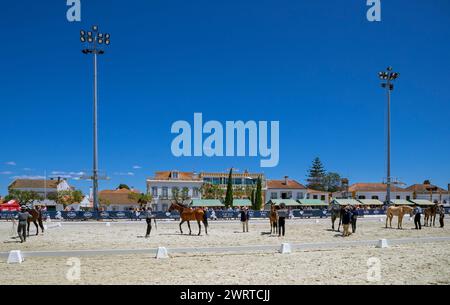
[7,250,24,264]
[156,247,169,259]
[376,239,388,248]
[106,222,111,227]
[279,243,292,254]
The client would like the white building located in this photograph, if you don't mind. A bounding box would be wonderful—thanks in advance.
[348,183,413,202]
[266,177,307,202]
[8,178,72,198]
[146,171,203,211]
[405,182,449,204]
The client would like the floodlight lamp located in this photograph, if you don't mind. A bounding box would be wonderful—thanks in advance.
[98,39,103,44]
[80,36,86,42]
[105,39,110,45]
[88,37,93,43]
[80,30,85,36]
[105,33,110,39]
[92,25,98,32]
[87,31,93,37]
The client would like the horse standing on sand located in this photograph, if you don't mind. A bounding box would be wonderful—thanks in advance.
[269,204,278,234]
[330,204,344,231]
[27,206,45,236]
[424,203,438,227]
[385,205,414,229]
[168,202,208,235]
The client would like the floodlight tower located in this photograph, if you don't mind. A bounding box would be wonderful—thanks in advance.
[80,26,111,212]
[378,67,400,205]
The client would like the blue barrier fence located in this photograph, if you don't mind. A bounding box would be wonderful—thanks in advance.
[1,208,449,220]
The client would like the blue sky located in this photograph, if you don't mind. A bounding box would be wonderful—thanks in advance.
[0,0,449,195]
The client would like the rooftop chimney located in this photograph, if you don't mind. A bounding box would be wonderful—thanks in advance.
[284,176,289,185]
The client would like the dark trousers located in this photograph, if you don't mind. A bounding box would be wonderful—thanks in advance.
[414,214,422,229]
[145,218,152,237]
[351,215,357,233]
[17,223,27,242]
[278,217,285,236]
[439,215,444,228]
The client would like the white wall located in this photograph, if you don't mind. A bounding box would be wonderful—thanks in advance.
[266,189,306,201]
[147,180,204,211]
[354,191,413,201]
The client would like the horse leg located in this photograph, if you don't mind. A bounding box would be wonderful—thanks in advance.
[385,216,388,228]
[38,219,44,234]
[34,220,39,235]
[398,215,403,229]
[179,220,185,234]
[187,221,192,235]
[27,221,30,237]
[197,220,201,236]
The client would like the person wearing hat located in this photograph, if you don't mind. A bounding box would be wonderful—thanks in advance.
[14,205,32,243]
[413,203,422,230]
[240,206,250,233]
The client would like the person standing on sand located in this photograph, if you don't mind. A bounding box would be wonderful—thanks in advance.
[277,203,288,237]
[342,206,352,237]
[438,205,445,228]
[13,205,32,243]
[240,207,249,232]
[145,207,153,238]
[413,204,422,230]
[351,205,358,233]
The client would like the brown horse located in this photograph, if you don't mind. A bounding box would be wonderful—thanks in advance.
[269,204,278,234]
[385,206,414,229]
[424,204,438,227]
[168,202,208,235]
[27,206,44,236]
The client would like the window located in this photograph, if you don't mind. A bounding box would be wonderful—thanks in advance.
[193,187,199,198]
[320,195,325,201]
[371,196,379,200]
[396,195,401,199]
[406,196,410,200]
[271,192,278,199]
[151,187,158,197]
[296,192,303,199]
[171,171,179,179]
[313,195,318,199]
[162,187,168,198]
[358,195,366,199]
[162,204,168,211]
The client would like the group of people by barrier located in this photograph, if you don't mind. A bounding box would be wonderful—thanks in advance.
[1,207,449,221]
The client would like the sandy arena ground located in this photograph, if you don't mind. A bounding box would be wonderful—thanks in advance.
[1,217,449,284]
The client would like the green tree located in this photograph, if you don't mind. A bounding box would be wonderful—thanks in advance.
[171,186,190,205]
[322,172,342,193]
[6,190,42,205]
[253,176,263,210]
[200,183,224,199]
[306,157,326,191]
[50,189,84,208]
[128,192,153,208]
[224,168,233,208]
[117,184,130,190]
[250,188,255,207]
